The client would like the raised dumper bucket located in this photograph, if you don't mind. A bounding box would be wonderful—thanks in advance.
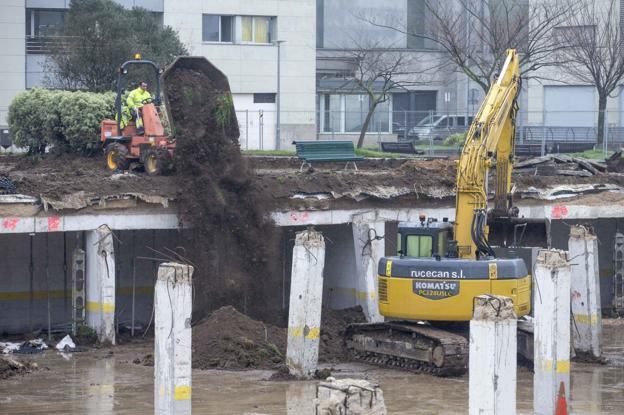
[161,56,239,138]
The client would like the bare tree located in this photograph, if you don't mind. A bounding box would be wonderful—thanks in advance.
[554,0,624,144]
[328,38,436,149]
[363,0,570,93]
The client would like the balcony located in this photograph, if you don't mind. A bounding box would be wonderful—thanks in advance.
[26,36,71,55]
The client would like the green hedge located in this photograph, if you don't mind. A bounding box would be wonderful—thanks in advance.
[8,88,116,154]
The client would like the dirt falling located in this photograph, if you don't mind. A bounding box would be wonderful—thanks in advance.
[165,67,280,322]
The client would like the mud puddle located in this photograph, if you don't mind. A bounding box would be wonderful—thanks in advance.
[1,324,624,414]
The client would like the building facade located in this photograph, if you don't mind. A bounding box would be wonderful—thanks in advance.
[0,0,316,151]
[315,0,482,145]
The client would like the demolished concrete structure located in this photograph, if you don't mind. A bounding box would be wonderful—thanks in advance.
[2,155,624,334]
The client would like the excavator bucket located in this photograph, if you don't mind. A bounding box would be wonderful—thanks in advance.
[161,56,239,139]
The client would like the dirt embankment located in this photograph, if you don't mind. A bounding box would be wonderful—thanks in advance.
[165,67,281,322]
[191,305,366,370]
[1,154,177,202]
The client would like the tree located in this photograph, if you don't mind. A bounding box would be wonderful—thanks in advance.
[554,0,624,145]
[329,37,434,149]
[45,0,187,92]
[350,47,412,148]
[364,0,570,93]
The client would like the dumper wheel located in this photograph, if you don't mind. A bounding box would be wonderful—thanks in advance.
[105,143,130,171]
[144,147,173,176]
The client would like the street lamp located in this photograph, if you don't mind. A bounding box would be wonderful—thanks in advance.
[274,40,285,150]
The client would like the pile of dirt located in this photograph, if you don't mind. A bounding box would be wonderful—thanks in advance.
[165,67,281,322]
[0,356,35,380]
[192,306,286,370]
[191,305,366,370]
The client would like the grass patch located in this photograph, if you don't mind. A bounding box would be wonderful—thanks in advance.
[566,149,613,160]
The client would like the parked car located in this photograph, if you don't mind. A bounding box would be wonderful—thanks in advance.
[408,114,475,141]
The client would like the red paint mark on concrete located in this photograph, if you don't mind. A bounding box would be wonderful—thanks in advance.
[48,216,61,231]
[2,218,19,230]
[571,290,582,299]
[290,212,310,222]
[551,205,569,219]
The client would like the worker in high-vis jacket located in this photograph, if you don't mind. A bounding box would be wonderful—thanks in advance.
[120,81,152,134]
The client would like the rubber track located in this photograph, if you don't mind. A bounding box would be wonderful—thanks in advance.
[346,322,468,377]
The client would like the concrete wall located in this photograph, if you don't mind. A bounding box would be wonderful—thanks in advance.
[164,0,317,149]
[0,229,180,335]
[0,0,26,127]
[550,218,622,314]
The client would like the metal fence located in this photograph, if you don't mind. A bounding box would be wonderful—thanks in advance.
[3,109,624,156]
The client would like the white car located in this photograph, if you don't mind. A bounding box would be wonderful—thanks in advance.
[408,114,475,141]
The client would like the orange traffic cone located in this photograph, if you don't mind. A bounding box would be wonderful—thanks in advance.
[555,381,568,415]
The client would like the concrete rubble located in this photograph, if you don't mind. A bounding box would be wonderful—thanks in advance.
[316,377,387,415]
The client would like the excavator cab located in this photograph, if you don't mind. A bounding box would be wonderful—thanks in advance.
[397,219,452,259]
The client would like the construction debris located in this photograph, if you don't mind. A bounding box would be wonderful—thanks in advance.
[514,155,606,176]
[0,355,36,380]
[607,151,624,172]
[315,377,387,415]
[1,339,48,354]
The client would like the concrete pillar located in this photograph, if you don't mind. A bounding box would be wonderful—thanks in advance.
[85,225,116,345]
[351,220,384,322]
[569,225,602,360]
[315,377,386,414]
[533,249,571,415]
[154,262,193,415]
[469,295,517,415]
[286,229,325,378]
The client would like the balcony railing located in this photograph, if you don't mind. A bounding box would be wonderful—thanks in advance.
[26,36,73,55]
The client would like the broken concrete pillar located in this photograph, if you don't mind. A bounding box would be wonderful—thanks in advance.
[286,229,325,378]
[469,295,517,415]
[155,262,193,415]
[315,377,386,415]
[533,249,571,415]
[569,225,602,360]
[352,220,384,323]
[85,225,116,345]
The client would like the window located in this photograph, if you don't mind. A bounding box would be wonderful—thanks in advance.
[406,235,433,258]
[241,16,274,44]
[319,94,392,134]
[553,25,596,48]
[202,15,233,42]
[323,94,341,133]
[26,9,65,37]
[254,93,276,104]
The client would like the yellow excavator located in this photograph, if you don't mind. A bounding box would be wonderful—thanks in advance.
[346,49,531,376]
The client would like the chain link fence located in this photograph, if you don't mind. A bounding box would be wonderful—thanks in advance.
[2,108,624,157]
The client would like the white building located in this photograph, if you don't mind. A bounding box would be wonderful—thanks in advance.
[0,0,316,151]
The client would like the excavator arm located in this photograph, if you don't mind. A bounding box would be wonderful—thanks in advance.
[453,49,521,259]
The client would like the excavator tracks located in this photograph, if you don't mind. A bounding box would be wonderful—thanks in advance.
[345,322,468,377]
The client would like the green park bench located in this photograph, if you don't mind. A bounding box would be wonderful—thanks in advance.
[293,140,363,171]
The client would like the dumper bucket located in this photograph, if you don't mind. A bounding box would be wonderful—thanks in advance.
[161,56,239,139]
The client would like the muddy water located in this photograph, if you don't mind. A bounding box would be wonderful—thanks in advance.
[1,324,623,414]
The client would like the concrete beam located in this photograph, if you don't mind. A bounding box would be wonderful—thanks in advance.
[469,295,517,415]
[569,225,602,360]
[85,225,116,345]
[0,213,178,234]
[533,249,571,415]
[154,262,193,415]
[351,218,384,323]
[286,229,325,378]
